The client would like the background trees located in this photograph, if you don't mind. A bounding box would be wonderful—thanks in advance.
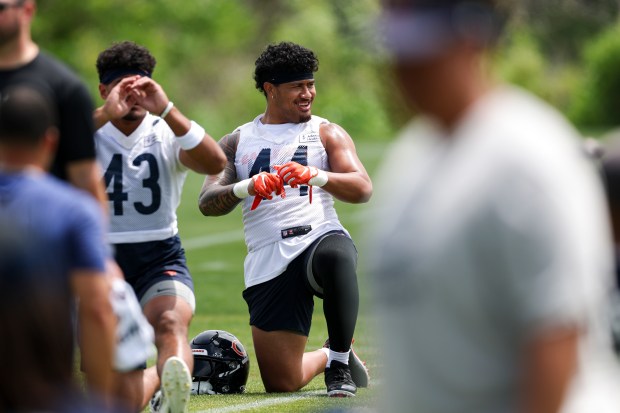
[33,0,620,139]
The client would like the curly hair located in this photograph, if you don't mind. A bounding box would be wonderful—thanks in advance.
[254,42,319,96]
[96,41,156,84]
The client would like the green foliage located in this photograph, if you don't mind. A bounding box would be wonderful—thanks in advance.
[31,1,620,137]
[494,1,620,132]
[32,0,393,141]
[494,27,583,115]
[494,29,546,94]
[569,23,620,129]
[517,0,619,61]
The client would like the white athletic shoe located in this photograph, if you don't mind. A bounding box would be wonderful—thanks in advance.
[156,356,192,413]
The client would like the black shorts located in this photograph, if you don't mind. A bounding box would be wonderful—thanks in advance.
[113,235,193,301]
[242,231,354,336]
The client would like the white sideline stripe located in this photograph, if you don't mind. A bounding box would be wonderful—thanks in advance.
[183,229,244,250]
[197,390,324,413]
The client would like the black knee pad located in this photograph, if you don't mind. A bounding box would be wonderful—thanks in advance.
[305,232,357,298]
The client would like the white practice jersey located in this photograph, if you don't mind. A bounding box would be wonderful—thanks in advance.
[235,115,349,288]
[95,113,188,243]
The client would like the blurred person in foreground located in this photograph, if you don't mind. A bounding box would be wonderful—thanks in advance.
[0,0,107,211]
[0,4,154,408]
[199,41,372,397]
[0,230,120,412]
[0,86,117,410]
[94,41,226,412]
[367,1,620,412]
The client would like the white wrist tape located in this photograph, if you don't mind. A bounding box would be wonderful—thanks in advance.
[176,121,204,151]
[159,101,174,119]
[308,169,328,187]
[233,179,252,199]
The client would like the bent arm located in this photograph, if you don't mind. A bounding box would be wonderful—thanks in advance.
[168,107,227,175]
[131,77,226,174]
[71,270,116,399]
[320,123,372,203]
[93,106,111,130]
[198,132,244,216]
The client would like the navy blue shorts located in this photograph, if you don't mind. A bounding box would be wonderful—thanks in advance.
[242,231,354,336]
[113,235,193,302]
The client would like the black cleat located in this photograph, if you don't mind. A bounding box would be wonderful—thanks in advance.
[323,338,370,388]
[325,360,357,397]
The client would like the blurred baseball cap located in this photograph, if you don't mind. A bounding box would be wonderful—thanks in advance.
[380,0,506,60]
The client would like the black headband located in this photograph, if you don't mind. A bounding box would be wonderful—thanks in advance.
[268,71,314,85]
[100,68,151,85]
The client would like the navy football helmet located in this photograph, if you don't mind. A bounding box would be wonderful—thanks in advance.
[190,330,250,395]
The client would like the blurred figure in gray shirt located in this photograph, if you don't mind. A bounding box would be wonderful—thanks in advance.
[367,1,620,412]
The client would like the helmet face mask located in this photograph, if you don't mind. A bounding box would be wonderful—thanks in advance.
[190,330,250,395]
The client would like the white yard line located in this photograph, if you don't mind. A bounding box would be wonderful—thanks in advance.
[197,390,324,413]
[183,229,245,251]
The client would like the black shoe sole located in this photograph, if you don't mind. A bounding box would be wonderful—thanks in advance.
[349,347,370,388]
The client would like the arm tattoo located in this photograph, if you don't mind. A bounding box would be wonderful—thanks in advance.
[198,132,242,216]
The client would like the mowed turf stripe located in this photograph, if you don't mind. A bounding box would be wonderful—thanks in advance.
[196,390,324,413]
[183,229,244,250]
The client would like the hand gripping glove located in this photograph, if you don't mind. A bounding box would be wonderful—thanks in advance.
[250,172,285,210]
[274,162,328,204]
[274,162,318,187]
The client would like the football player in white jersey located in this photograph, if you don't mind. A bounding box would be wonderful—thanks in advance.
[199,42,372,397]
[93,41,226,413]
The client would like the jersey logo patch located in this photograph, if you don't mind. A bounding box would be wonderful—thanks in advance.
[281,225,312,239]
[143,133,161,147]
[299,132,320,143]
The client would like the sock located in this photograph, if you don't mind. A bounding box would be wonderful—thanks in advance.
[327,349,349,368]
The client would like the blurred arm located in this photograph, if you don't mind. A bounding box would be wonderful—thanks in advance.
[71,270,116,400]
[522,328,579,413]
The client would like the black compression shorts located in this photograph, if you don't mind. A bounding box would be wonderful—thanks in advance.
[242,231,356,336]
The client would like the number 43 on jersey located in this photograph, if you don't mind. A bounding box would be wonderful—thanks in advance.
[104,153,161,216]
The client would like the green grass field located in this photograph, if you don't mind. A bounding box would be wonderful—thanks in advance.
[162,141,386,412]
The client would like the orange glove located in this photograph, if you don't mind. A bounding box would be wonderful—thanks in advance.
[274,162,328,204]
[274,162,318,188]
[250,172,285,210]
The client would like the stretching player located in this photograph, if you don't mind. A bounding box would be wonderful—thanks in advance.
[94,41,226,413]
[199,42,371,397]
